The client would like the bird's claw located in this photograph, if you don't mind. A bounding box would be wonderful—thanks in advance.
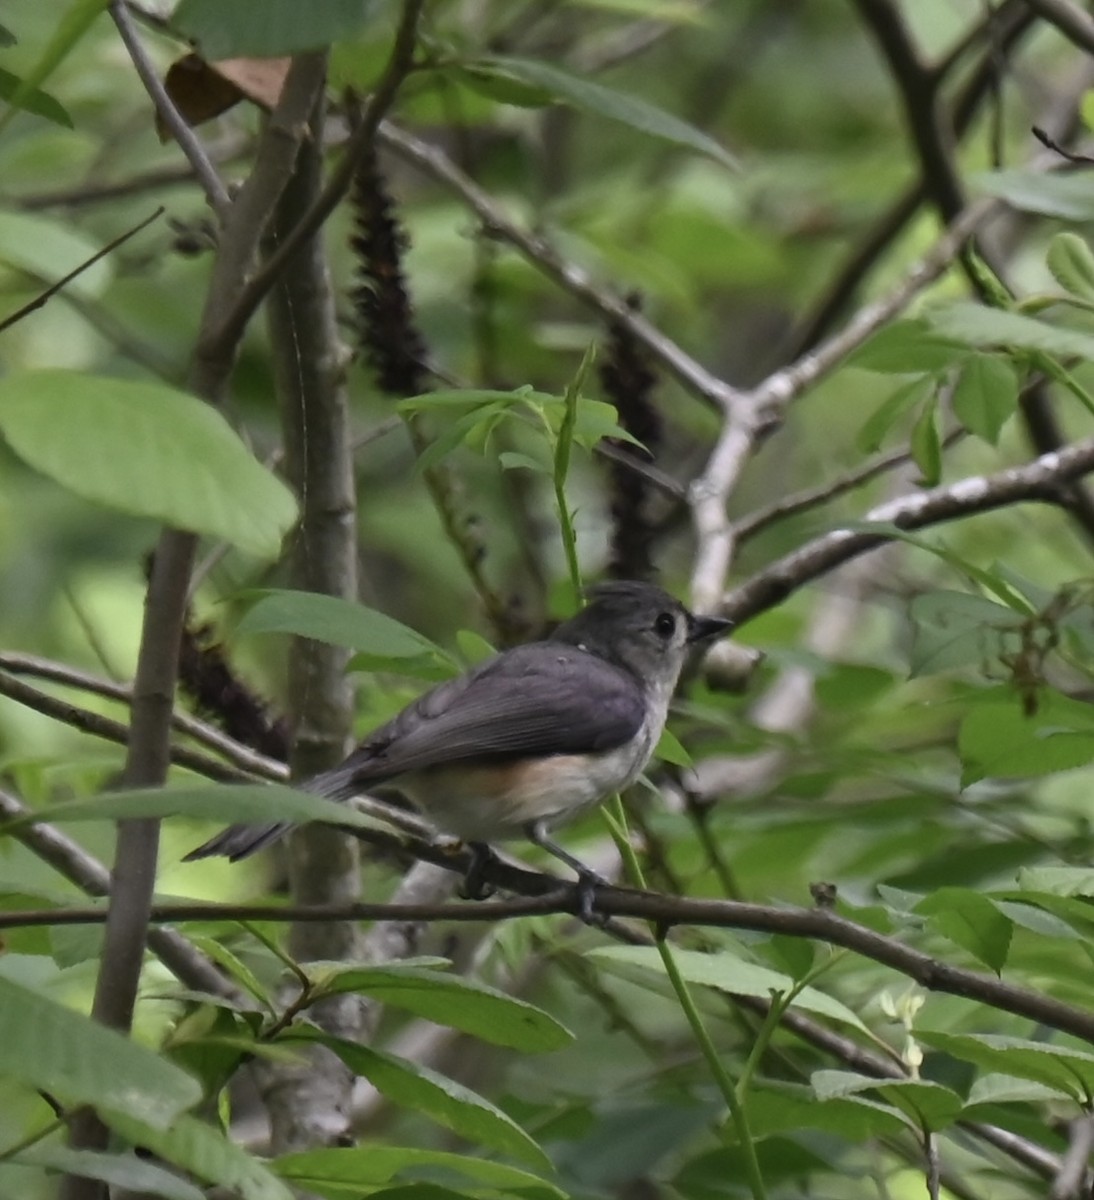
[459,841,497,901]
[575,870,609,926]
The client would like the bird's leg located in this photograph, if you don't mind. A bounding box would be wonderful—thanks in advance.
[458,841,497,901]
[525,819,608,924]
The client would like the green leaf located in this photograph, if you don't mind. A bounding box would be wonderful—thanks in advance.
[909,394,941,485]
[103,1111,293,1200]
[454,66,555,108]
[959,692,1094,784]
[742,1084,907,1142]
[0,372,297,559]
[13,1146,203,1200]
[305,963,573,1052]
[839,524,1029,610]
[1047,232,1094,303]
[964,1072,1070,1108]
[455,628,496,665]
[0,0,106,136]
[951,354,1018,444]
[236,590,453,664]
[565,0,707,22]
[289,1032,551,1170]
[340,1187,467,1200]
[917,1032,1094,1103]
[654,727,693,768]
[0,67,72,127]
[928,301,1094,363]
[914,888,1013,973]
[347,652,458,682]
[185,934,274,1009]
[274,1146,565,1200]
[172,0,377,58]
[0,783,379,837]
[992,899,1083,941]
[848,319,964,374]
[973,168,1094,220]
[810,1071,963,1131]
[498,449,550,474]
[589,945,868,1031]
[907,590,1023,677]
[1083,91,1094,133]
[0,974,199,1127]
[854,377,933,453]
[398,389,545,413]
[0,211,113,298]
[464,56,737,170]
[1016,866,1094,897]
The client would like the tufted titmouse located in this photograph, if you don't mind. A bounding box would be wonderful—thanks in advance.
[185,581,731,912]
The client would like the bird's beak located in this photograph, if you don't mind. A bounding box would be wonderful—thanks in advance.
[686,613,733,644]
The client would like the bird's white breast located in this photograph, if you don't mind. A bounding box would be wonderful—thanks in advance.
[402,680,671,842]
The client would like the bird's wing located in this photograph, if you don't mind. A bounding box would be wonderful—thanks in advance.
[341,643,645,782]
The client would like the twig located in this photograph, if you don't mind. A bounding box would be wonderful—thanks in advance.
[0,652,286,779]
[1049,1114,1094,1198]
[262,79,364,1151]
[0,667,252,782]
[62,48,334,1200]
[0,207,164,333]
[786,0,1034,358]
[1032,123,1094,165]
[212,0,427,357]
[9,880,1094,1044]
[377,121,738,411]
[108,1,230,216]
[721,436,1094,627]
[0,788,236,999]
[854,0,965,222]
[748,196,998,421]
[8,133,251,209]
[1023,0,1094,56]
[733,430,964,544]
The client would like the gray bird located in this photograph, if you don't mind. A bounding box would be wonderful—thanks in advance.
[186,581,731,914]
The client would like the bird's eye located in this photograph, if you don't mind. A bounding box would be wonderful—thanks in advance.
[654,612,676,639]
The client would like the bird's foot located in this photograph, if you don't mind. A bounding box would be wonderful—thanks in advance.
[458,841,497,901]
[574,867,610,927]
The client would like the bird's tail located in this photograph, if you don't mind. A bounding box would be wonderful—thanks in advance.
[182,763,361,862]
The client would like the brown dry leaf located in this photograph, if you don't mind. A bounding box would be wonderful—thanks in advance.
[158,54,290,140]
[212,57,291,110]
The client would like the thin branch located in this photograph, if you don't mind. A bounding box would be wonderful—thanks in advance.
[212,0,427,357]
[690,199,994,609]
[854,0,965,223]
[10,882,1094,1044]
[0,207,164,333]
[378,121,738,411]
[785,0,1035,358]
[721,437,1094,627]
[0,668,257,783]
[262,77,364,1152]
[108,1,230,216]
[62,49,334,1199]
[0,788,236,1000]
[0,653,286,779]
[1023,0,1094,55]
[733,430,965,544]
[8,133,251,209]
[1049,1114,1094,1198]
[746,196,998,420]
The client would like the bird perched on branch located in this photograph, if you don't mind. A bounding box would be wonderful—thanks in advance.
[186,580,731,917]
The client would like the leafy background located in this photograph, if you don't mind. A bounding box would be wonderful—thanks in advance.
[2,1,1094,1199]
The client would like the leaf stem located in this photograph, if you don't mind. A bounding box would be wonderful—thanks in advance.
[602,797,768,1200]
[553,344,597,604]
[0,1116,65,1164]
